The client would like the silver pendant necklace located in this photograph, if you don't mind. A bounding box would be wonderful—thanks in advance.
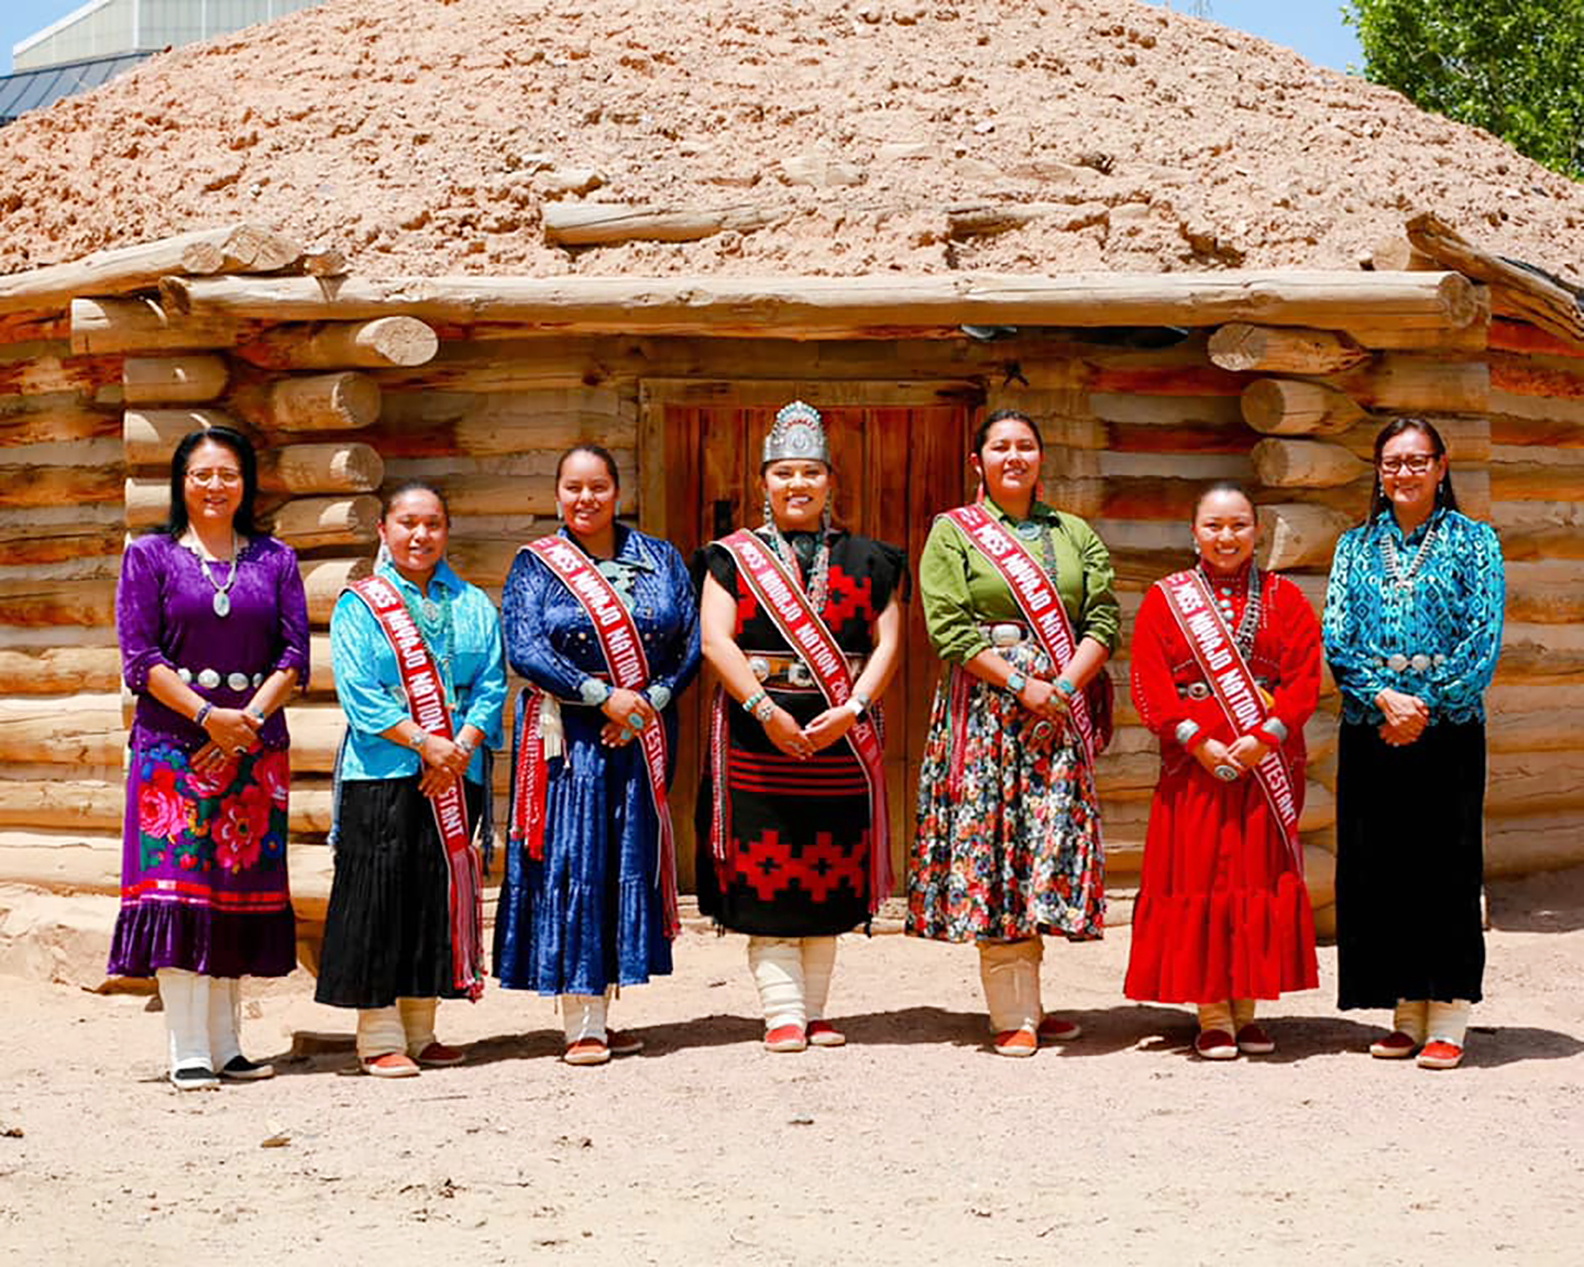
[1381,519,1438,590]
[194,530,240,618]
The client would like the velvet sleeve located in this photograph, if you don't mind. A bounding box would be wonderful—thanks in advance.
[269,539,311,688]
[918,515,990,664]
[502,548,595,702]
[459,589,507,748]
[117,536,174,693]
[649,540,702,702]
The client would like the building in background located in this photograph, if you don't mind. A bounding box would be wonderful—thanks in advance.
[2,0,322,124]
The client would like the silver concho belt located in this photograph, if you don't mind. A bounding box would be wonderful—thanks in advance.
[1375,653,1447,672]
[177,667,264,692]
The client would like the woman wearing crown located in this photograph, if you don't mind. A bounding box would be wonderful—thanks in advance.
[695,402,907,1053]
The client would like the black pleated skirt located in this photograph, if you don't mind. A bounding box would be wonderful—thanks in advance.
[314,776,485,1009]
[1335,720,1487,1009]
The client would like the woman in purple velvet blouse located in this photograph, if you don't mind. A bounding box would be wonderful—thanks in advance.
[112,426,309,1090]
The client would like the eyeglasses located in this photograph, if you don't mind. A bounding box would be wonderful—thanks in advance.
[187,467,243,487]
[1378,454,1437,475]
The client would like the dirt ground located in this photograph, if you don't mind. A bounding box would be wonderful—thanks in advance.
[2,869,1583,1267]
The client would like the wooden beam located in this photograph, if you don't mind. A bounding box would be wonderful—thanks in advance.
[167,270,1484,338]
[236,371,381,432]
[1208,324,1371,375]
[232,317,440,369]
[269,494,382,550]
[1256,503,1352,570]
[1405,211,1584,348]
[543,202,779,246]
[1250,438,1368,489]
[121,355,229,405]
[1240,379,1368,436]
[257,442,384,495]
[0,224,299,317]
[0,644,120,694]
[0,406,120,448]
[69,296,238,355]
[1331,355,1489,414]
[123,408,246,468]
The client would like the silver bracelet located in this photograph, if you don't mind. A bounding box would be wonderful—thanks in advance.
[1259,717,1289,744]
[1174,719,1201,748]
[580,677,613,707]
[645,684,672,712]
[751,696,777,724]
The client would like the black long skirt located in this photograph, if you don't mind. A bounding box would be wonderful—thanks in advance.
[1335,720,1486,1009]
[315,776,485,1009]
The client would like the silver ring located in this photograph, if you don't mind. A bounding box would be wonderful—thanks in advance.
[627,712,645,731]
[1030,720,1055,743]
[1213,764,1240,782]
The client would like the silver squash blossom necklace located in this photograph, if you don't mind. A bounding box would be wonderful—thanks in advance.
[1381,519,1439,591]
[198,531,241,617]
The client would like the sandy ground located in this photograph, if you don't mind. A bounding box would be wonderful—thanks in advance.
[3,870,1584,1267]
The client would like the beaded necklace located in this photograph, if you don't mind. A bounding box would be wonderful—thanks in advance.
[760,520,832,613]
[401,581,457,708]
[1200,562,1263,659]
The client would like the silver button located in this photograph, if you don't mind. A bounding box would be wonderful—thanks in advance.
[227,672,251,691]
[990,623,1022,648]
[177,668,193,684]
[1386,654,1409,672]
[1186,682,1211,699]
[748,657,770,682]
[1409,653,1431,672]
[197,668,222,689]
[787,661,812,687]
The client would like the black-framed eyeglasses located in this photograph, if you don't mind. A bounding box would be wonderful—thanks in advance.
[1378,454,1437,475]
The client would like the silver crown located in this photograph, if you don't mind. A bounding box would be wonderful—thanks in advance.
[762,400,830,465]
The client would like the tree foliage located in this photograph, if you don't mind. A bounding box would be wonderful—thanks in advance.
[1345,0,1584,180]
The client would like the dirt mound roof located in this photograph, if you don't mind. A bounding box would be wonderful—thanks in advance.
[2,0,1581,281]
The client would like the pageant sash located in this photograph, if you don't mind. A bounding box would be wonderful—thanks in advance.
[940,505,1099,764]
[348,575,484,1000]
[719,529,893,915]
[510,535,680,937]
[1158,568,1303,871]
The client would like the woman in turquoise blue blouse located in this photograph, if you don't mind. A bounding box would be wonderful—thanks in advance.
[316,482,507,1077]
[1322,418,1504,1072]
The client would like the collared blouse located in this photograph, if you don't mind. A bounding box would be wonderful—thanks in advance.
[1322,507,1504,726]
[504,524,700,705]
[330,558,507,782]
[918,497,1121,664]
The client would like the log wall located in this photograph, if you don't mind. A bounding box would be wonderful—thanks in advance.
[1,230,1582,977]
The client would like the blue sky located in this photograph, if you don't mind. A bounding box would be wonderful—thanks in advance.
[2,0,1365,75]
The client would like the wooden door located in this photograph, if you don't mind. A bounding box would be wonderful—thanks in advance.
[647,389,974,893]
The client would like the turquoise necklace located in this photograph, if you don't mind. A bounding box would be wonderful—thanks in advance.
[402,584,457,708]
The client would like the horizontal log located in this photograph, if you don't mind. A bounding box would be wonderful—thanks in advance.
[1250,438,1367,489]
[231,317,440,371]
[1484,812,1584,878]
[1491,501,1584,560]
[1256,503,1352,570]
[427,473,561,518]
[238,371,382,432]
[0,578,115,627]
[1507,560,1584,623]
[257,443,384,496]
[0,779,335,835]
[1330,355,1489,414]
[1208,324,1372,375]
[0,644,121,694]
[1486,751,1584,817]
[0,505,125,566]
[0,695,123,765]
[1406,212,1584,347]
[0,223,298,316]
[1490,444,1584,502]
[121,355,229,405]
[302,558,373,624]
[543,202,778,246]
[123,408,245,467]
[0,459,121,509]
[1487,682,1584,751]
[167,270,1484,338]
[1300,782,1336,834]
[0,344,122,399]
[1369,235,1439,273]
[269,494,382,549]
[1489,318,1584,361]
[123,478,167,529]
[1240,379,1367,436]
[1332,414,1491,465]
[69,297,238,356]
[947,201,1109,241]
[0,404,120,448]
[1489,350,1584,403]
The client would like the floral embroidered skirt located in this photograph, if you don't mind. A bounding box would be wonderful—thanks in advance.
[908,654,1105,944]
[107,741,296,979]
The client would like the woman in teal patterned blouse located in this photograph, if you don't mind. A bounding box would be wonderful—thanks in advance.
[1322,418,1504,1071]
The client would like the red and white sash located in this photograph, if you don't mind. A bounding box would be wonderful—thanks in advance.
[1158,568,1303,870]
[509,534,680,938]
[348,574,485,1000]
[941,505,1099,764]
[719,529,893,915]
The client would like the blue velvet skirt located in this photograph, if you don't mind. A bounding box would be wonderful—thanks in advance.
[493,696,674,995]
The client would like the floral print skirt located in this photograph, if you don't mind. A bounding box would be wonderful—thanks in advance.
[908,649,1105,944]
[107,741,296,979]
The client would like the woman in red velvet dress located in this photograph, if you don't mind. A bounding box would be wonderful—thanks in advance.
[1124,482,1321,1059]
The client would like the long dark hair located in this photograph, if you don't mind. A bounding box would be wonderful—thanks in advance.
[154,426,265,538]
[973,407,1044,456]
[555,443,621,489]
[1368,416,1459,522]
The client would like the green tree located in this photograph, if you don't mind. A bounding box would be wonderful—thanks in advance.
[1344,0,1584,180]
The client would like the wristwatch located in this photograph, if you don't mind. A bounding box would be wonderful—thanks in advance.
[1006,671,1028,696]
[846,690,872,720]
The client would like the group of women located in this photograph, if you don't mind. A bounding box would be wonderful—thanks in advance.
[112,402,1503,1087]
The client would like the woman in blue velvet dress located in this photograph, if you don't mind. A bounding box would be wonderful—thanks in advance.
[494,445,700,1065]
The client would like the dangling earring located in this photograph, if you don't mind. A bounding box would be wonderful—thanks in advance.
[614,497,623,517]
[761,491,773,526]
[554,503,565,521]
